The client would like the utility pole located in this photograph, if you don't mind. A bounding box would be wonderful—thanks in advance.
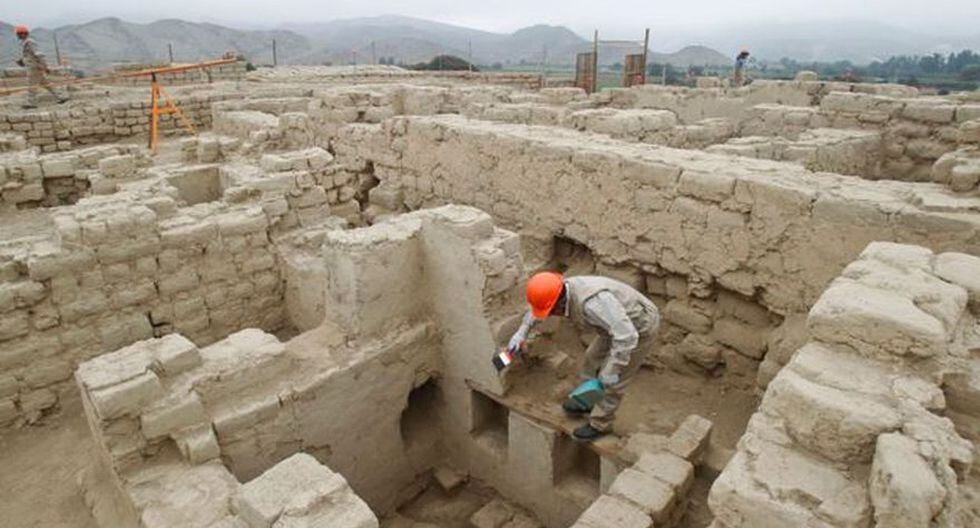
[468,40,473,72]
[371,41,377,65]
[642,28,650,85]
[168,42,174,64]
[540,44,547,79]
[592,30,599,94]
[662,64,667,85]
[272,38,278,67]
[53,33,62,67]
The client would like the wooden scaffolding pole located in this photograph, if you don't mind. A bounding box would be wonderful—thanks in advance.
[147,72,198,154]
[642,28,650,85]
[592,30,599,94]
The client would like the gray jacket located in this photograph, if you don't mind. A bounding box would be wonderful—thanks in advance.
[564,276,658,338]
[512,275,660,380]
[21,38,47,70]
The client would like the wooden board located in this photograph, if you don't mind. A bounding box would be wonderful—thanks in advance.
[575,52,597,94]
[467,379,627,462]
[623,53,646,87]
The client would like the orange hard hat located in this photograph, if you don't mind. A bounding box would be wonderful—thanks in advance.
[14,25,29,35]
[526,272,564,319]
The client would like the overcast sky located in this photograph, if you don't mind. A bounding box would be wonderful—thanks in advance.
[4,0,980,37]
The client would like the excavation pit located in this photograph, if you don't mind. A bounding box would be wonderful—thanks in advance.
[1,68,978,528]
[165,165,224,206]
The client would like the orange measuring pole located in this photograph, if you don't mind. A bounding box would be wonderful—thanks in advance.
[141,59,239,153]
[1,56,239,154]
[147,72,198,154]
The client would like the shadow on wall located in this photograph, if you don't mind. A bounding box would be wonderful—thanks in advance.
[550,235,596,276]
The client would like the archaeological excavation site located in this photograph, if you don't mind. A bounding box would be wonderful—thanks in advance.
[1,63,980,528]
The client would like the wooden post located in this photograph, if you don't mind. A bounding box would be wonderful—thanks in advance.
[168,43,174,64]
[592,30,599,94]
[540,44,547,81]
[642,28,650,85]
[147,72,198,154]
[272,39,278,67]
[149,73,159,151]
[53,33,62,67]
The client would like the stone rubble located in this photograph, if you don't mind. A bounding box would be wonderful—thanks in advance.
[709,242,978,528]
[0,67,978,528]
[571,415,703,528]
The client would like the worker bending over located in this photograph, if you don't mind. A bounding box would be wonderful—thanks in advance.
[14,25,68,109]
[507,272,660,441]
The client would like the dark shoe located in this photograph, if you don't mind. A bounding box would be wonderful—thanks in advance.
[572,424,608,442]
[562,399,590,416]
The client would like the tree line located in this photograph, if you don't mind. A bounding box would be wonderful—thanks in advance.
[770,50,980,82]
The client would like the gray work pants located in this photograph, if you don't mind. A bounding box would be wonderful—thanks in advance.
[27,68,62,104]
[580,328,656,432]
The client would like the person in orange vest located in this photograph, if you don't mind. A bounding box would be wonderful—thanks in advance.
[506,272,661,441]
[14,25,68,109]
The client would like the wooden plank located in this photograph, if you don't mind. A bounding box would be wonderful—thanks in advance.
[574,52,596,94]
[466,379,627,462]
[623,54,646,88]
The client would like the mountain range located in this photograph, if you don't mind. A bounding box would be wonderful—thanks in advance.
[1,15,976,72]
[0,18,311,70]
[0,16,729,71]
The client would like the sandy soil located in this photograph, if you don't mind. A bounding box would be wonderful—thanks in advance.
[0,313,757,528]
[383,478,544,528]
[382,480,496,528]
[501,322,761,528]
[507,321,761,449]
[147,136,187,166]
[0,393,99,528]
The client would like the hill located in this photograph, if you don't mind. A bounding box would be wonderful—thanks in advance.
[0,17,318,71]
[284,16,591,65]
[651,45,731,67]
[286,16,730,67]
[0,15,732,72]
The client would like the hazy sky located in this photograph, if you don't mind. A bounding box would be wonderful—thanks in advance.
[4,0,980,37]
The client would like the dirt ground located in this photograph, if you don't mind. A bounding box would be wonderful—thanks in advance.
[0,392,99,528]
[507,321,761,450]
[500,363,757,528]
[499,322,762,528]
[0,312,757,528]
[382,479,505,528]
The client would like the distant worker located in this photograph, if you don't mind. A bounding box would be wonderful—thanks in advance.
[14,25,68,109]
[733,49,750,87]
[505,272,661,442]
